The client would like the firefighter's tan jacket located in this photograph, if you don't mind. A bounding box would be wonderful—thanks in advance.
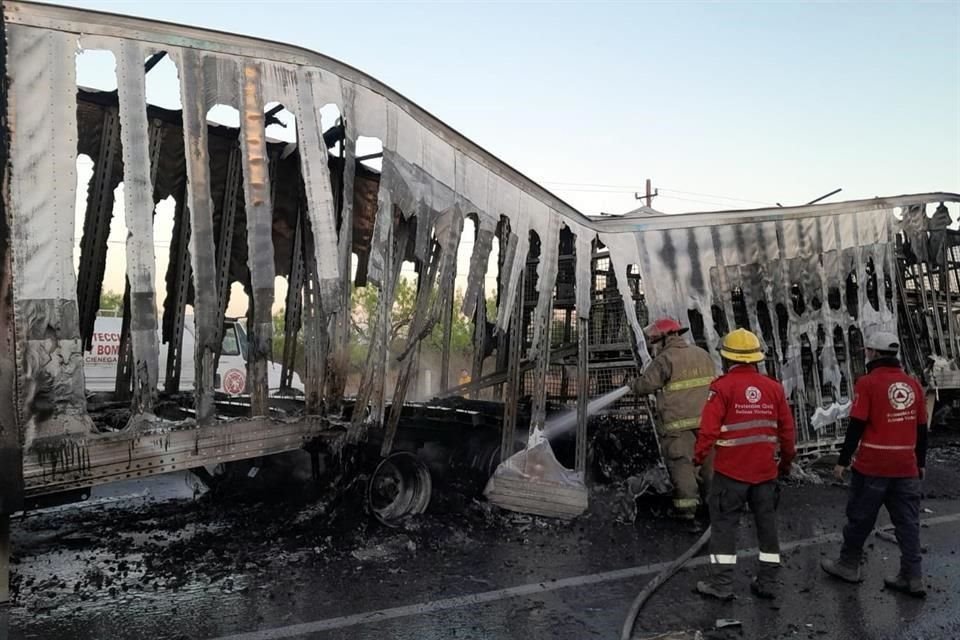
[630,335,717,435]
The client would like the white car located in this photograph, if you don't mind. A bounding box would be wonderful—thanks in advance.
[84,316,304,396]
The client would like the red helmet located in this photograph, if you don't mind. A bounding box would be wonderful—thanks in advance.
[644,317,687,342]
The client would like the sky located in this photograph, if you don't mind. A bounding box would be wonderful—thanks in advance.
[39,0,960,314]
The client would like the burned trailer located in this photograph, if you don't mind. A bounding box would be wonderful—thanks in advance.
[0,0,956,602]
[590,196,960,456]
[448,195,960,470]
[0,0,625,598]
[0,0,557,593]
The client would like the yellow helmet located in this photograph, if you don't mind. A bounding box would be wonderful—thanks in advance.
[720,328,765,363]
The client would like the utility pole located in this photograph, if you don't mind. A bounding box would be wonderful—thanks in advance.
[634,179,658,207]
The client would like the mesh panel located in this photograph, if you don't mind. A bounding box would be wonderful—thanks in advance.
[589,254,647,350]
[522,364,577,407]
[589,299,633,348]
[589,364,649,424]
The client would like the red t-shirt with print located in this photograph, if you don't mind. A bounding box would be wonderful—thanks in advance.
[849,365,926,478]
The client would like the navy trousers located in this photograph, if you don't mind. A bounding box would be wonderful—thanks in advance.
[841,470,922,578]
[707,472,781,588]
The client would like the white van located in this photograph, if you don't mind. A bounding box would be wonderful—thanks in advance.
[84,316,304,396]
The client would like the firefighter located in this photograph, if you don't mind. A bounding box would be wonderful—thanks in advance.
[693,328,796,600]
[821,331,927,597]
[628,317,717,520]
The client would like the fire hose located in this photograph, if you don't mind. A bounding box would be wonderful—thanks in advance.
[619,526,712,640]
[618,339,716,639]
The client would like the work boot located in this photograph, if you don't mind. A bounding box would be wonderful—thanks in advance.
[673,508,697,521]
[696,581,735,601]
[750,577,777,600]
[820,558,863,584]
[686,518,707,534]
[883,574,926,598]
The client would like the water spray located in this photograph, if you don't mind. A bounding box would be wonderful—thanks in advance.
[542,385,631,440]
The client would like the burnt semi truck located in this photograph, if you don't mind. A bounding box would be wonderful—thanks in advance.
[0,0,956,601]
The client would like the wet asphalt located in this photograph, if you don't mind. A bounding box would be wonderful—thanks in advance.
[3,446,959,640]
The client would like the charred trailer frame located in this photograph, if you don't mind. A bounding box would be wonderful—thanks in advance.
[589,199,960,457]
[0,0,956,604]
[0,0,606,600]
[0,0,20,603]
[449,196,960,461]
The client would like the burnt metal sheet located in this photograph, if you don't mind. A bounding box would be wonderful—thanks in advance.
[529,212,561,356]
[238,60,276,416]
[570,222,593,322]
[527,289,554,444]
[365,171,393,288]
[7,25,92,446]
[115,39,161,414]
[350,210,399,436]
[0,12,22,515]
[500,268,525,462]
[374,220,410,425]
[494,197,532,333]
[326,80,357,408]
[470,281,488,397]
[294,68,341,311]
[461,216,495,319]
[623,208,897,403]
[177,47,220,425]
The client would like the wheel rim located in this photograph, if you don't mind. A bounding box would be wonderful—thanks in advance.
[367,452,432,527]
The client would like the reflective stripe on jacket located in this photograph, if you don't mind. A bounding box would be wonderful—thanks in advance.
[693,365,796,484]
[629,335,717,435]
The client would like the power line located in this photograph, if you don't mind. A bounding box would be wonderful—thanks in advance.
[547,187,759,209]
[543,180,646,190]
[655,194,759,209]
[546,185,639,193]
[658,188,775,207]
[543,180,775,206]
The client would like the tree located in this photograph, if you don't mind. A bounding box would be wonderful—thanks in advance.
[425,290,473,356]
[271,278,492,377]
[271,309,305,375]
[352,278,474,360]
[100,290,124,316]
[352,277,418,348]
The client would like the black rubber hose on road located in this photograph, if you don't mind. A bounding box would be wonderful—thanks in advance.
[620,526,712,640]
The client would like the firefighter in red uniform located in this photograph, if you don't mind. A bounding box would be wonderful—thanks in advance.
[821,331,928,596]
[693,328,796,600]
